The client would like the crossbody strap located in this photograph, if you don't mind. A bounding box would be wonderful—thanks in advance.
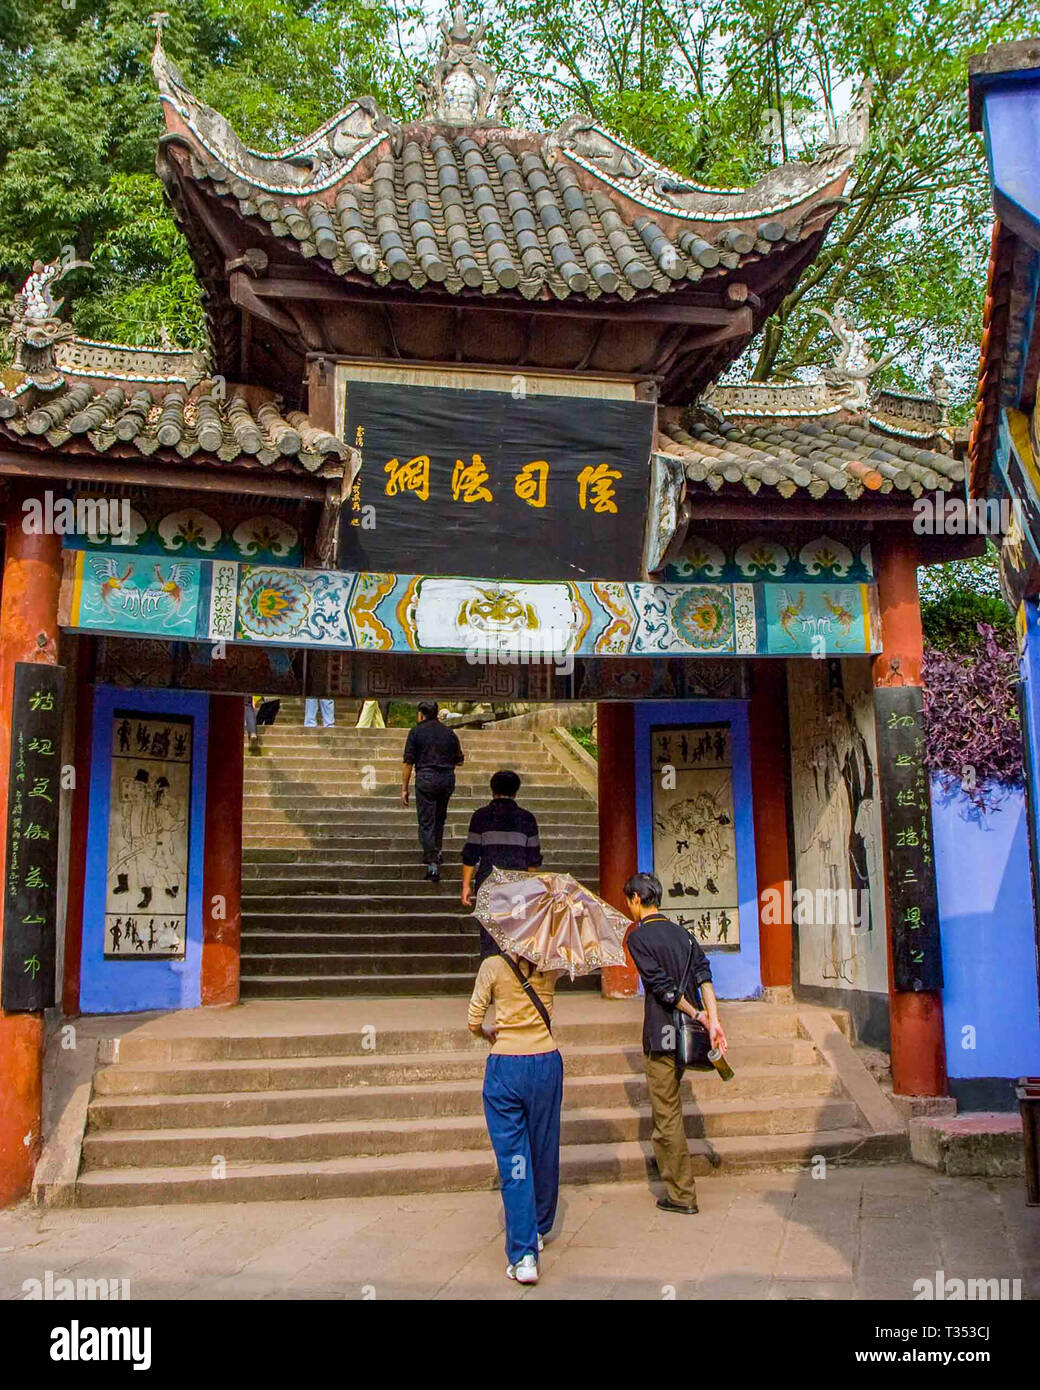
[501,955,553,1037]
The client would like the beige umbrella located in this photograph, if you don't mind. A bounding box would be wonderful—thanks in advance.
[473,868,631,979]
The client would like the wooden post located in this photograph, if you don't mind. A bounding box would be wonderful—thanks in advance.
[874,534,948,1097]
[201,694,245,1005]
[0,483,62,1205]
[597,702,640,998]
[749,659,793,988]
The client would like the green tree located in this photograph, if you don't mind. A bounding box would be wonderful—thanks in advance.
[0,0,414,346]
[491,0,1032,404]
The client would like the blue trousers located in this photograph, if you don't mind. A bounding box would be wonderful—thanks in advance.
[482,1050,564,1264]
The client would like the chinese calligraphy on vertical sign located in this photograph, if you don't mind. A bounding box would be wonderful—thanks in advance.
[1,663,65,1011]
[104,713,192,960]
[649,724,740,950]
[874,687,944,992]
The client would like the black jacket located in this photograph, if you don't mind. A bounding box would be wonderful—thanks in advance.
[402,719,464,773]
[627,912,713,1055]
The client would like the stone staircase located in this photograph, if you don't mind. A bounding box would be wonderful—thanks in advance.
[65,998,906,1207]
[241,702,599,997]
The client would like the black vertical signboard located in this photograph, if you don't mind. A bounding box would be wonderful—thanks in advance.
[874,685,944,992]
[2,663,65,1011]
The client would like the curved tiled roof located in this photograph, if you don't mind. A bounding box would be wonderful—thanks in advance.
[0,346,349,476]
[153,34,861,304]
[657,405,964,501]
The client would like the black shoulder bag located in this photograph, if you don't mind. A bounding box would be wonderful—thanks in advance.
[673,937,713,1071]
[502,955,553,1038]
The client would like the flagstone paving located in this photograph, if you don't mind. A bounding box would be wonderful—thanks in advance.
[1,1163,1036,1301]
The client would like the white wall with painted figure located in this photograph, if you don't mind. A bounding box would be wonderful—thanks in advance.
[650,723,740,949]
[787,658,888,994]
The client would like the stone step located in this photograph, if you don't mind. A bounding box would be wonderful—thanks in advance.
[93,1036,814,1096]
[241,892,557,914]
[251,734,547,752]
[87,1064,841,1132]
[241,845,595,864]
[242,788,590,806]
[244,780,582,798]
[240,865,601,887]
[245,758,561,777]
[73,1129,897,1206]
[241,932,476,955]
[242,810,599,828]
[98,1004,799,1065]
[81,1095,861,1171]
[238,913,537,934]
[241,835,599,853]
[236,972,602,998]
[239,951,480,977]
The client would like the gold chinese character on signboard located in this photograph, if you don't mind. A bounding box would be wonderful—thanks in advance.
[452,454,493,504]
[384,455,431,501]
[577,463,621,514]
[514,460,549,509]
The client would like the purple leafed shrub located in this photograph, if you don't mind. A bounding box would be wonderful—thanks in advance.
[922,623,1023,808]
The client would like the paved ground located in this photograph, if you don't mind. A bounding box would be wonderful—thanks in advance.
[1,1163,1036,1300]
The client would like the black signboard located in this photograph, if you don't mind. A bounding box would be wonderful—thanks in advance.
[874,685,944,993]
[338,380,655,581]
[2,663,65,1011]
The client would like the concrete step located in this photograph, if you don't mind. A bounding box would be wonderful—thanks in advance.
[73,1129,898,1206]
[93,1037,814,1096]
[240,865,602,887]
[238,913,513,933]
[236,972,602,998]
[97,1003,800,1065]
[250,735,547,753]
[87,1064,841,1131]
[241,836,599,854]
[242,790,591,808]
[241,932,476,955]
[241,892,547,914]
[241,846,595,865]
[244,790,592,808]
[239,952,480,977]
[243,806,593,823]
[81,1095,861,1170]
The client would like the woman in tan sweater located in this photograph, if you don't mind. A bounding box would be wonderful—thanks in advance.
[468,952,565,1285]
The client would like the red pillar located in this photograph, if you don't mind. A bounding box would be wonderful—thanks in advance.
[0,484,62,1205]
[597,702,640,998]
[749,659,793,988]
[874,535,947,1097]
[201,694,244,1005]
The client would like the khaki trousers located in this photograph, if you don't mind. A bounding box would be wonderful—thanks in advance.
[644,1052,698,1206]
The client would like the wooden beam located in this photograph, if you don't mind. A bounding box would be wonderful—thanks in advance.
[0,449,326,500]
[247,275,739,326]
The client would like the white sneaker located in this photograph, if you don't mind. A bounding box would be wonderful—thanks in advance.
[538,1235,544,1252]
[507,1254,539,1284]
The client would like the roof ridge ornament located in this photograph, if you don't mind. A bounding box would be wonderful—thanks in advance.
[813,299,896,411]
[2,249,92,388]
[419,4,512,125]
[150,12,389,189]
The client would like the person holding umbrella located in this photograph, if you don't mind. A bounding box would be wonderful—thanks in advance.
[469,867,631,1284]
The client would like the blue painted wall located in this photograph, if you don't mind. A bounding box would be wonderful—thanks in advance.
[933,775,1040,1105]
[633,700,761,999]
[79,686,209,1013]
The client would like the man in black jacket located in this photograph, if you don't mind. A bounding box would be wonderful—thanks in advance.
[460,769,543,958]
[401,702,465,882]
[624,872,728,1214]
